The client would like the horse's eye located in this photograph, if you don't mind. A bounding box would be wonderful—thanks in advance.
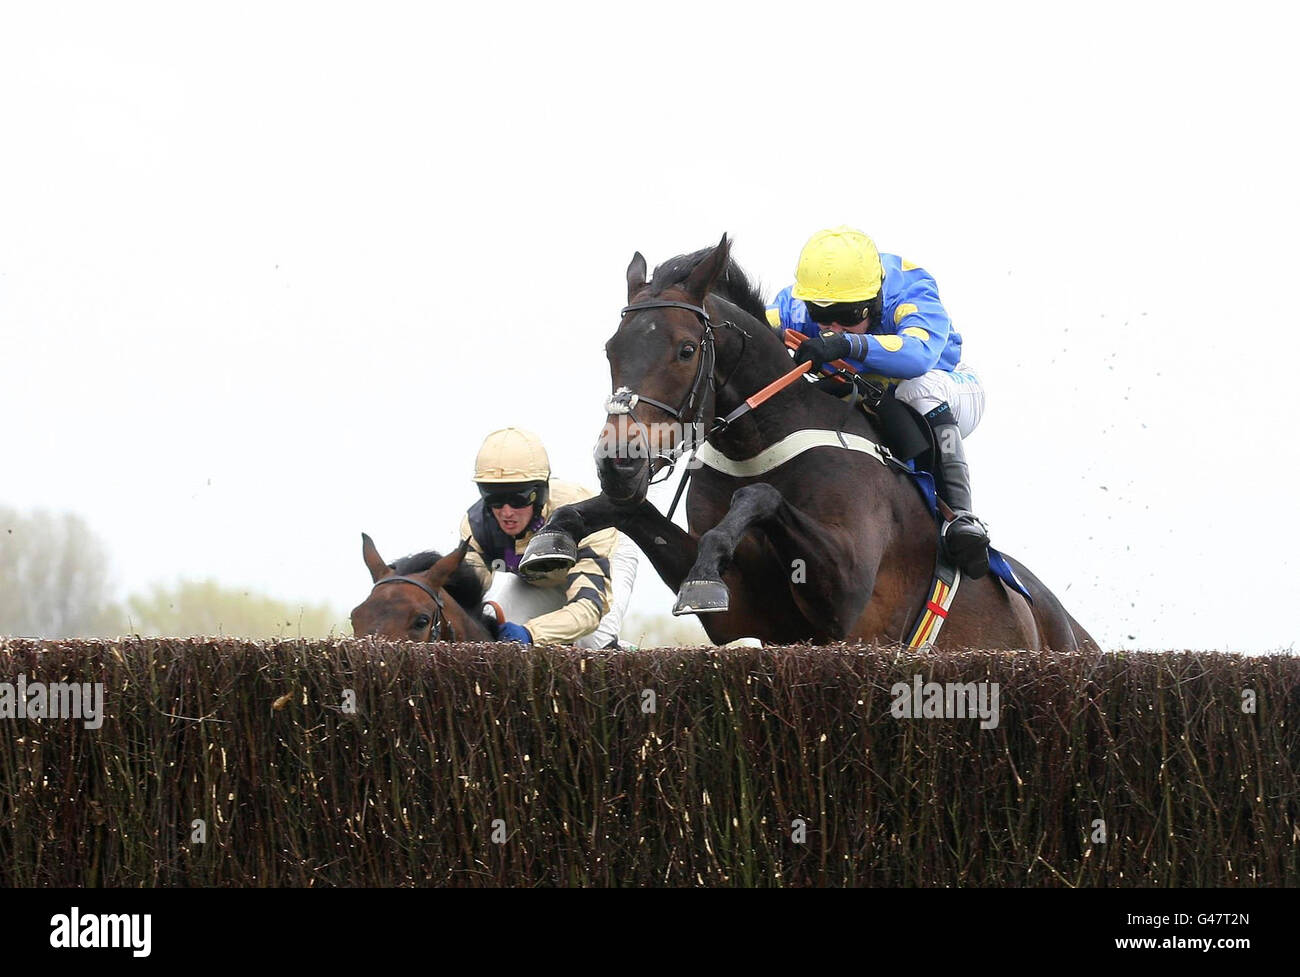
[678,342,697,360]
[413,614,431,631]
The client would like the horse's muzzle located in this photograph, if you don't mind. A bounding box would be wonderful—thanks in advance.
[594,415,652,505]
[597,454,649,506]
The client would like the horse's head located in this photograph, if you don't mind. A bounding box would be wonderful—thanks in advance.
[596,234,733,505]
[350,533,485,641]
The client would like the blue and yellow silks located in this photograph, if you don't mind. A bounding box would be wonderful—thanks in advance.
[766,254,963,382]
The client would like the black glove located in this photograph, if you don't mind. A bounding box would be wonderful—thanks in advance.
[794,330,853,370]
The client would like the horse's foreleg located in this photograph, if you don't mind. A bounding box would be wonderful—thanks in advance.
[525,495,700,592]
[525,494,779,643]
[677,483,868,636]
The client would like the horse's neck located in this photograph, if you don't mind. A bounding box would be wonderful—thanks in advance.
[440,590,492,641]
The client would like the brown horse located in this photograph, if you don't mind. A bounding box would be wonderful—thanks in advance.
[522,236,1096,651]
[350,534,498,641]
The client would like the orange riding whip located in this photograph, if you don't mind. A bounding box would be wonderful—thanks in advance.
[713,359,811,429]
[709,327,863,431]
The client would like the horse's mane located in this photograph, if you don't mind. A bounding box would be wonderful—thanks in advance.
[649,248,769,325]
[389,550,486,609]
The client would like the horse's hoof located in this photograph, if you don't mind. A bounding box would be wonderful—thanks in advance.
[673,579,730,615]
[520,531,577,573]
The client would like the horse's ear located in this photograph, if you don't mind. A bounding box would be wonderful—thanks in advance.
[424,539,469,589]
[626,251,648,302]
[361,532,390,583]
[683,233,730,303]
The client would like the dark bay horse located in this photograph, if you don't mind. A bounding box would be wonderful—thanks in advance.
[522,236,1096,651]
[350,534,498,641]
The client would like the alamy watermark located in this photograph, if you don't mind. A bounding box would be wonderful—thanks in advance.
[0,673,104,730]
[50,907,151,957]
[890,674,1000,730]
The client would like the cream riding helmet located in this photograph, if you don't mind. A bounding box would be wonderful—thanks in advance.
[473,427,551,513]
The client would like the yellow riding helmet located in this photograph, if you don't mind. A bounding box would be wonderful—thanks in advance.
[791,226,884,304]
[473,427,551,483]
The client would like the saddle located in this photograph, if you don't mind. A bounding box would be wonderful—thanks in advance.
[815,372,948,502]
[865,386,936,471]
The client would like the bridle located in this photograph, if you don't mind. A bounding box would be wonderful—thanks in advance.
[604,298,747,484]
[369,574,453,640]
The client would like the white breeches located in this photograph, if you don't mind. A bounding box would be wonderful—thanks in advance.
[482,532,640,648]
[894,362,986,437]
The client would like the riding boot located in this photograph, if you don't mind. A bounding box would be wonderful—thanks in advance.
[924,404,991,579]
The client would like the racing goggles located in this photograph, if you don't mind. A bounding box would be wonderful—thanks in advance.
[806,301,870,326]
[482,486,541,510]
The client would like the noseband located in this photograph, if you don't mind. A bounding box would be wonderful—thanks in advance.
[370,574,453,640]
[605,299,745,482]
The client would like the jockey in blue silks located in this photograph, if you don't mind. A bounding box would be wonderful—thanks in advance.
[765,225,991,578]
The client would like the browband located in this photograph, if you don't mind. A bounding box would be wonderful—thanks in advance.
[621,300,712,321]
[374,575,446,608]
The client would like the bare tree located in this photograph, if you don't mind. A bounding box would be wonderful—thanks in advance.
[0,506,124,638]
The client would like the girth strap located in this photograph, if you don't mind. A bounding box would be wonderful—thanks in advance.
[905,559,962,650]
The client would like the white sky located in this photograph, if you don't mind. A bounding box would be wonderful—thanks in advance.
[2,1,1297,651]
